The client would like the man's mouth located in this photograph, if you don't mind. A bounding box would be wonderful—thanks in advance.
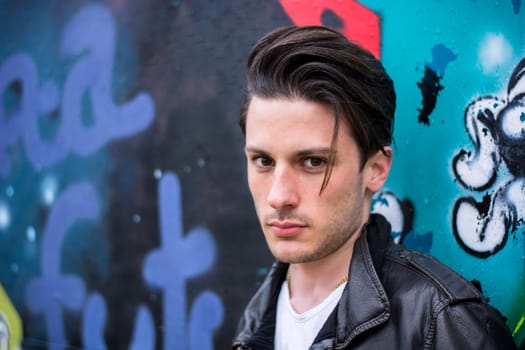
[267,220,307,237]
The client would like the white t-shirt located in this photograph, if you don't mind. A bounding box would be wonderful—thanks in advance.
[274,280,347,350]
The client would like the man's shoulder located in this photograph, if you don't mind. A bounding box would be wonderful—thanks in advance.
[383,244,483,304]
[376,244,517,349]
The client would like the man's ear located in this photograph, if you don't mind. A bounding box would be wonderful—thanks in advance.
[365,146,392,193]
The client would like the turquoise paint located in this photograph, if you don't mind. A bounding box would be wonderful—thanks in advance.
[365,0,525,337]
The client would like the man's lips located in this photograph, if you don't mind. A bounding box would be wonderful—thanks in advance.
[267,220,307,237]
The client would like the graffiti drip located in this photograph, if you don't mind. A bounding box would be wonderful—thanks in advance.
[512,0,522,14]
[417,67,443,125]
[452,57,525,258]
[417,44,456,125]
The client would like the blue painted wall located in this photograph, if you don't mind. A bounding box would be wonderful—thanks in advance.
[0,1,523,349]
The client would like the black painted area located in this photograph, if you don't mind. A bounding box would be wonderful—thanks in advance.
[416,65,443,125]
[104,1,288,349]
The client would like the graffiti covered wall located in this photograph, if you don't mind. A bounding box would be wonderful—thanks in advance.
[0,0,523,348]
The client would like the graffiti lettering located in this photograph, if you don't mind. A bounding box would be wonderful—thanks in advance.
[452,57,525,257]
[16,6,223,347]
[24,183,156,350]
[279,0,381,58]
[24,172,223,349]
[0,4,154,178]
[82,293,155,350]
[25,183,100,350]
[144,172,223,350]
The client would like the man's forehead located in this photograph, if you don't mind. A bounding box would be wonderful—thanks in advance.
[246,96,353,135]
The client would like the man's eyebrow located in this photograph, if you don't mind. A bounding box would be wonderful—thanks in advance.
[296,148,336,157]
[245,147,335,156]
[245,146,268,154]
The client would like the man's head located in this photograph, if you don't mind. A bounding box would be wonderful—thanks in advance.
[240,25,396,190]
[241,26,395,263]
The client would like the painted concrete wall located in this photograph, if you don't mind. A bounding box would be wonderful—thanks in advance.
[0,0,523,349]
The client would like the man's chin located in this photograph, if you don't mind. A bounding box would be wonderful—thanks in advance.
[271,249,317,264]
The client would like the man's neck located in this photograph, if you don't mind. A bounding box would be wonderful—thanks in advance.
[287,229,361,314]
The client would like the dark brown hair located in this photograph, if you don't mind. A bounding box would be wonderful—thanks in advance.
[240,25,395,191]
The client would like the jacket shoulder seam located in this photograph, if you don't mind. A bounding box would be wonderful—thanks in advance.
[385,245,482,303]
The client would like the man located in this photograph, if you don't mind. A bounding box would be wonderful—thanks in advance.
[232,25,516,349]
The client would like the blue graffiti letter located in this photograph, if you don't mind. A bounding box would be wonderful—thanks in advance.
[25,183,100,350]
[143,172,223,350]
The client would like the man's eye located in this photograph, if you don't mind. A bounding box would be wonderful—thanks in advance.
[254,156,274,167]
[304,157,326,168]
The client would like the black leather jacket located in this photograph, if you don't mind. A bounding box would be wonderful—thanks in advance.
[232,214,516,349]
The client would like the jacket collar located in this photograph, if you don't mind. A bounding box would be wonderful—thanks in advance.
[233,262,287,349]
[334,214,391,347]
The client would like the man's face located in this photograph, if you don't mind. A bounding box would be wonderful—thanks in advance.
[244,96,378,264]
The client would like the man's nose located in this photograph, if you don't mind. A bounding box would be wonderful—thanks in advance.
[267,167,299,209]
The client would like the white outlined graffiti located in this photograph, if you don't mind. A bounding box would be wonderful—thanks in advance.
[372,191,410,243]
[452,57,525,258]
[371,191,433,253]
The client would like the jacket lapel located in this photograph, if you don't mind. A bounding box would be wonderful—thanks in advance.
[334,215,391,347]
[233,261,288,349]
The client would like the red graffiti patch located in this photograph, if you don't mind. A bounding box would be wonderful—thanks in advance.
[279,0,381,59]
